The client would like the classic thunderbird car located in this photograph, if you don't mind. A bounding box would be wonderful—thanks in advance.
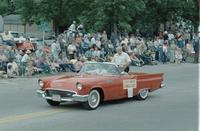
[37,62,165,110]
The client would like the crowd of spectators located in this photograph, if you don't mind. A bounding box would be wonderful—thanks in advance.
[0,21,199,78]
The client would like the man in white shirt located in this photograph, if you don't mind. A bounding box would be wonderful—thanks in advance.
[68,21,76,32]
[51,41,61,61]
[68,21,76,38]
[168,31,175,41]
[21,50,30,63]
[111,46,131,72]
[2,31,14,41]
[67,43,76,60]
[2,31,15,46]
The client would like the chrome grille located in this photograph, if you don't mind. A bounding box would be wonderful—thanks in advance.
[46,90,75,97]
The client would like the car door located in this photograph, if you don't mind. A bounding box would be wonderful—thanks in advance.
[102,75,124,100]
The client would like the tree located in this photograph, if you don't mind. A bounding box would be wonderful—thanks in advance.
[13,0,199,35]
[134,0,199,35]
[0,0,15,15]
[180,0,199,31]
[14,0,87,34]
[14,0,38,24]
[78,0,146,35]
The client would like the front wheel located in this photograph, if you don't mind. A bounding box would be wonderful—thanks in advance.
[83,90,101,110]
[46,99,60,106]
[136,89,149,100]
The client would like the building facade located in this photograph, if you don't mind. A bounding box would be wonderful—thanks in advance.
[3,14,53,38]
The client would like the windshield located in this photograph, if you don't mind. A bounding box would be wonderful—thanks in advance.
[79,63,120,76]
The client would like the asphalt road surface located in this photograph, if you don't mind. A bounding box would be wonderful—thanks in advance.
[0,63,198,131]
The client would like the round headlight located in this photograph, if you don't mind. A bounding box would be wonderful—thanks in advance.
[76,83,83,90]
[39,80,44,87]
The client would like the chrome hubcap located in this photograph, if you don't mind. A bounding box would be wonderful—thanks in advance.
[91,94,97,103]
[88,90,100,108]
[140,89,148,98]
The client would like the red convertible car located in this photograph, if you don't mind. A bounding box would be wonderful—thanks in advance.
[37,62,165,110]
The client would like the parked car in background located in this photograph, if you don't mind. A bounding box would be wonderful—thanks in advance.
[29,37,40,44]
[7,31,26,43]
[0,31,26,43]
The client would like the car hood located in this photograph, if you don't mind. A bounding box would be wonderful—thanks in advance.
[49,76,78,91]
[48,74,105,92]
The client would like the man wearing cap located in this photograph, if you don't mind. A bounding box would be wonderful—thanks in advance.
[111,46,131,73]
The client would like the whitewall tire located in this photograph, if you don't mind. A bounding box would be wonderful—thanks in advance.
[136,89,149,100]
[83,89,101,110]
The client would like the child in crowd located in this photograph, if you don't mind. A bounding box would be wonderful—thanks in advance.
[12,59,19,76]
[7,58,19,78]
[7,64,14,78]
[175,47,183,64]
[26,57,34,77]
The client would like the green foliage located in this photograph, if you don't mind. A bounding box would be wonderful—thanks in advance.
[135,0,199,33]
[79,0,146,33]
[0,0,15,15]
[14,0,88,33]
[0,0,8,15]
[4,0,199,34]
[13,0,37,24]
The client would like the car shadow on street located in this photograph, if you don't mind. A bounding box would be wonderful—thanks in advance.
[99,95,162,108]
[56,102,85,110]
[46,95,162,110]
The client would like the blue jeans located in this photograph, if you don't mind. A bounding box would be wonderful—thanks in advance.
[158,47,163,62]
[37,64,51,73]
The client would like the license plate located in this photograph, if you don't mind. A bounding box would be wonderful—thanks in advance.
[52,94,61,102]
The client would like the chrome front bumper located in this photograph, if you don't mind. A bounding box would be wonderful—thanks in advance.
[161,83,165,88]
[36,89,89,102]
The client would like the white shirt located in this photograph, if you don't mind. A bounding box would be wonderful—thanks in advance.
[163,45,168,53]
[67,44,76,54]
[153,40,159,48]
[168,33,175,40]
[93,50,101,57]
[111,52,131,67]
[68,24,76,32]
[51,42,61,54]
[91,37,96,45]
[175,49,182,59]
[21,54,29,62]
[11,62,18,72]
[2,33,14,41]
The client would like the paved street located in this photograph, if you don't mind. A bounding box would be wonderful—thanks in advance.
[0,63,198,131]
